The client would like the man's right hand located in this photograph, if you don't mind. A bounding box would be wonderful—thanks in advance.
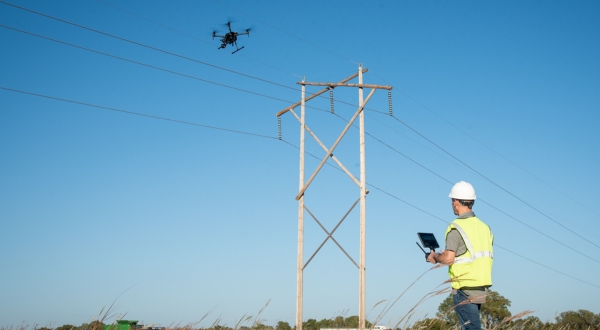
[427,250,437,264]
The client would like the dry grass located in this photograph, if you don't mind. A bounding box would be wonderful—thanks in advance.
[2,270,586,330]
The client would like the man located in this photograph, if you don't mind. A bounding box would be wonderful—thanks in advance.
[427,181,494,330]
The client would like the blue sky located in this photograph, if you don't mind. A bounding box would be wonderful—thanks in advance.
[1,0,599,328]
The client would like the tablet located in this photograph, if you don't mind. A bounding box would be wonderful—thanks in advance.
[417,232,440,250]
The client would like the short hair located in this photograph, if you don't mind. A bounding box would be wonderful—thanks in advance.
[457,199,474,209]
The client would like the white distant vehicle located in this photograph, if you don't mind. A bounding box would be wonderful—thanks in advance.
[374,326,391,330]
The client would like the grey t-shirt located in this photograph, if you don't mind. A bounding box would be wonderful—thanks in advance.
[445,211,475,256]
[446,229,467,256]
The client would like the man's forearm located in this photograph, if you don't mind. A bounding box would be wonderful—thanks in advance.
[433,251,455,265]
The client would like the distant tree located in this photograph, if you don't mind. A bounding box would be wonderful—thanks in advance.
[347,316,372,329]
[276,321,291,330]
[480,290,511,326]
[302,319,318,330]
[212,325,232,330]
[37,327,53,330]
[334,316,344,328]
[555,309,600,330]
[252,323,270,330]
[510,316,554,330]
[341,316,358,329]
[436,290,511,328]
[80,321,105,330]
[56,325,76,330]
[316,318,335,329]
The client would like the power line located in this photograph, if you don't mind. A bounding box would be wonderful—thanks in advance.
[203,1,600,240]
[0,0,297,93]
[388,114,600,250]
[5,0,598,281]
[7,18,597,265]
[0,86,279,140]
[94,0,385,111]
[0,24,331,114]
[94,0,215,47]
[284,140,600,290]
[1,22,389,122]
[368,69,600,225]
[319,112,600,264]
[0,2,363,113]
[209,0,600,245]
[0,0,385,118]
[4,84,598,290]
[94,0,304,79]
[211,0,360,65]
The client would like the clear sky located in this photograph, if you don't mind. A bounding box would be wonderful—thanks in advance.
[1,0,599,328]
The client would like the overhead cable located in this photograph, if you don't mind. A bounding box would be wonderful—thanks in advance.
[0,1,297,92]
[388,114,600,250]
[285,141,600,290]
[4,0,597,272]
[94,0,304,79]
[97,0,600,228]
[322,112,600,264]
[0,24,330,114]
[7,20,596,261]
[0,86,278,140]
[211,0,360,65]
[5,85,598,289]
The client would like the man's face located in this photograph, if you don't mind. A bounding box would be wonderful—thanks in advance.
[451,198,459,215]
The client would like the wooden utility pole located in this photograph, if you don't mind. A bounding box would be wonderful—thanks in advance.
[276,65,392,330]
[296,80,306,330]
[358,66,367,330]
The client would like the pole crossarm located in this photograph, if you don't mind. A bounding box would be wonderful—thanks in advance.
[276,69,368,117]
[303,200,360,270]
[295,88,377,201]
[288,108,363,189]
[298,82,393,90]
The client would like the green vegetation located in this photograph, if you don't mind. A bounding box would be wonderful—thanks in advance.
[409,290,600,329]
[2,295,600,330]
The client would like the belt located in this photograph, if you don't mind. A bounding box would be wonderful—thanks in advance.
[460,286,486,291]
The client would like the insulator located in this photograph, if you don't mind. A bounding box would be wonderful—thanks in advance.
[388,90,393,116]
[329,87,335,114]
[277,117,282,140]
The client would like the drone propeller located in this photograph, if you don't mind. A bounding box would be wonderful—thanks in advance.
[222,19,236,31]
[243,26,254,36]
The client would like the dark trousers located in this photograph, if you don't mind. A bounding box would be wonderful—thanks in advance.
[453,290,482,330]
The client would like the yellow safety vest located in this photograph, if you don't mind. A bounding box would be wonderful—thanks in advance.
[445,217,494,289]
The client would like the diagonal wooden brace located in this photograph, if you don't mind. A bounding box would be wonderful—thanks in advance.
[288,107,362,189]
[295,88,376,200]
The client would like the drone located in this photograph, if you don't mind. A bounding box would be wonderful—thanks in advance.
[212,22,250,54]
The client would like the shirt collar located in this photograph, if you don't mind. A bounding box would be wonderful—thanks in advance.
[457,211,475,219]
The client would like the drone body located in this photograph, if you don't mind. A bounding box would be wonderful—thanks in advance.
[212,22,250,54]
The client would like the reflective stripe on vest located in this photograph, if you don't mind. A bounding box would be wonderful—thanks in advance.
[452,222,494,264]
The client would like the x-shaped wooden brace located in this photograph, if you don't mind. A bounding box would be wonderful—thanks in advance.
[303,198,361,269]
[294,88,376,201]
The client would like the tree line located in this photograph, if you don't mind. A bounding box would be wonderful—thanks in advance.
[410,290,600,330]
[31,294,600,330]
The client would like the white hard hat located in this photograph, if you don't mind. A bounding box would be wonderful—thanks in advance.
[449,181,476,200]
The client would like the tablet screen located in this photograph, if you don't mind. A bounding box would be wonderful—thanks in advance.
[418,232,440,249]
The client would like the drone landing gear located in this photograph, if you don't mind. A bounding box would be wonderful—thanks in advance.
[231,46,244,54]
